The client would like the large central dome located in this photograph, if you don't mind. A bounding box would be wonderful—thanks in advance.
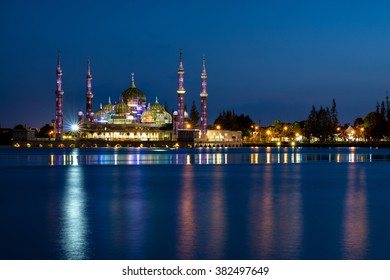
[121,73,146,106]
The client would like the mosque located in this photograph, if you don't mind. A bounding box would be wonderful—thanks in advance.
[53,50,242,147]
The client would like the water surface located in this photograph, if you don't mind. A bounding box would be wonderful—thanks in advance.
[1,147,390,259]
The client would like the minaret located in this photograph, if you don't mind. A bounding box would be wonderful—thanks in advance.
[200,55,208,137]
[177,49,186,130]
[86,57,93,122]
[55,51,64,140]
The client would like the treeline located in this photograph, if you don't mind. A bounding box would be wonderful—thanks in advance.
[303,99,339,140]
[213,110,253,136]
[357,96,390,140]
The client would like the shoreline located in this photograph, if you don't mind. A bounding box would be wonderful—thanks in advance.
[3,140,390,148]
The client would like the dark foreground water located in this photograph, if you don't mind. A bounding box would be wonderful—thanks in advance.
[1,146,390,260]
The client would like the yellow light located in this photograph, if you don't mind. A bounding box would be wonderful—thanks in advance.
[186,124,191,129]
[255,126,259,130]
[295,132,300,137]
[360,128,364,131]
[284,126,288,131]
[216,125,221,130]
[266,130,271,135]
[337,127,341,131]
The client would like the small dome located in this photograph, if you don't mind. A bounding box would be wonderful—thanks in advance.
[173,111,178,116]
[103,103,113,113]
[94,110,106,120]
[78,111,84,116]
[115,101,128,114]
[184,111,188,118]
[140,98,172,124]
[150,99,164,112]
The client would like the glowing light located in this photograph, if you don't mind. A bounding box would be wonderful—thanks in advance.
[186,124,191,129]
[71,124,79,132]
[216,125,221,130]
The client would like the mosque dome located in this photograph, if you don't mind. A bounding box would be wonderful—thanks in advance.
[115,100,128,115]
[102,97,114,113]
[150,98,164,112]
[94,109,106,121]
[121,73,146,106]
[141,97,172,125]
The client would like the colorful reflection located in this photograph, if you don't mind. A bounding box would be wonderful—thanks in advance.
[343,164,368,259]
[60,167,89,259]
[177,165,196,259]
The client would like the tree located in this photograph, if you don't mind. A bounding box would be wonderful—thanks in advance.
[363,112,385,140]
[303,102,334,141]
[164,101,169,113]
[189,100,200,127]
[330,98,339,131]
[214,110,253,136]
[354,117,364,127]
[37,124,54,138]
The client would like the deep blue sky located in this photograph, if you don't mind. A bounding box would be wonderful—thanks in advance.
[1,0,390,128]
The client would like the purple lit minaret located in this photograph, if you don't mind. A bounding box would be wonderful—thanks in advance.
[200,55,208,136]
[86,57,93,122]
[55,51,64,140]
[177,49,186,130]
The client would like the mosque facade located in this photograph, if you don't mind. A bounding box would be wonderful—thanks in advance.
[52,50,241,147]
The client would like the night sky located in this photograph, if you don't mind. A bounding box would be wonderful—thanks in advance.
[2,0,390,129]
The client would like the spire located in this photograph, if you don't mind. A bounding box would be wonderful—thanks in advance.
[179,48,183,68]
[55,51,64,140]
[131,72,136,88]
[202,54,206,73]
[108,96,111,104]
[85,56,93,121]
[200,54,208,136]
[56,50,63,92]
[177,48,185,92]
[87,56,91,76]
[57,50,61,72]
[156,96,158,103]
[86,57,92,89]
[176,49,186,131]
[201,54,207,96]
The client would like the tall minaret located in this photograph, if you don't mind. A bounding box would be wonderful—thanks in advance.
[55,51,64,140]
[177,49,186,130]
[86,57,93,122]
[200,55,208,137]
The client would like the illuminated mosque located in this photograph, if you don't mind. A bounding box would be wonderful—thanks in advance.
[54,50,242,147]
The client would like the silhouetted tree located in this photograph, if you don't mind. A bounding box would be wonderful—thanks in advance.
[189,100,200,127]
[303,102,334,141]
[37,124,53,138]
[214,110,253,136]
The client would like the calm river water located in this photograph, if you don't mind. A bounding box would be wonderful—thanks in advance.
[1,146,390,259]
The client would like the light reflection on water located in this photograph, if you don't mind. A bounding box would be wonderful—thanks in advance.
[1,147,390,259]
[61,167,89,259]
[41,147,390,166]
[343,164,368,259]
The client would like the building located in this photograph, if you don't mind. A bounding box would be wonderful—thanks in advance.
[51,50,242,147]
